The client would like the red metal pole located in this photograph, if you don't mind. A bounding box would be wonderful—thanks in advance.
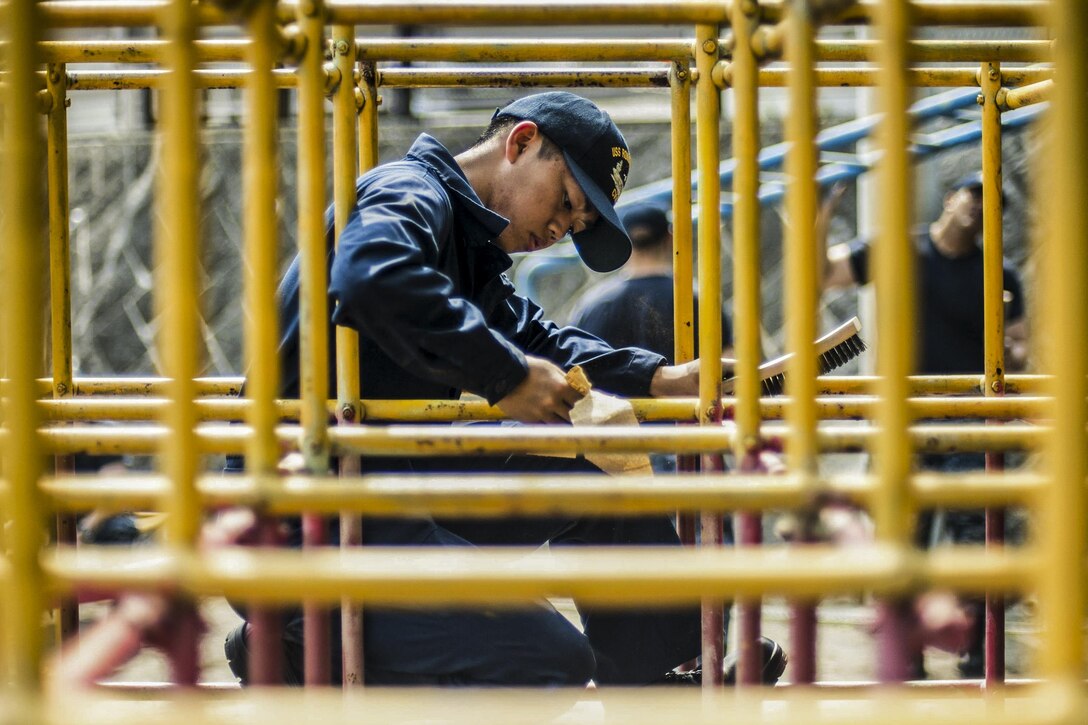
[303,513,331,685]
[55,454,79,643]
[734,508,762,685]
[167,600,203,687]
[984,451,1006,686]
[677,453,698,545]
[700,452,725,688]
[248,518,283,685]
[877,600,914,682]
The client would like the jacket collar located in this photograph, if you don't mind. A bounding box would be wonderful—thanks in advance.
[405,134,509,250]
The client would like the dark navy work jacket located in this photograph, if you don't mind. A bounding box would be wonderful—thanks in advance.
[275,134,665,405]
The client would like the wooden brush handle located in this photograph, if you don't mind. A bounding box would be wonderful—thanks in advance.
[721,317,862,395]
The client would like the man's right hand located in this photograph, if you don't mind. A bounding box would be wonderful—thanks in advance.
[497,356,585,423]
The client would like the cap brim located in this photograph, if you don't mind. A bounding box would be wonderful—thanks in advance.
[563,150,632,273]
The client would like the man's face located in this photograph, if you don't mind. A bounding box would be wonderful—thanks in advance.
[490,128,600,257]
[944,186,984,236]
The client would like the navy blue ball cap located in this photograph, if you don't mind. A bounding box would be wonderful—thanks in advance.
[619,204,670,241]
[495,92,633,273]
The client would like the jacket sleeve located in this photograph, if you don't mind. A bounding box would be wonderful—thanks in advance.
[329,167,529,404]
[487,279,667,397]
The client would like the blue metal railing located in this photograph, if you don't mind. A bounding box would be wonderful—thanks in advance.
[518,87,1045,299]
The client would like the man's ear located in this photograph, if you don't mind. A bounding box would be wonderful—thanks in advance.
[504,120,539,163]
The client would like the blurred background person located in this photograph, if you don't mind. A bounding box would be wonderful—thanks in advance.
[571,204,732,363]
[820,173,1029,679]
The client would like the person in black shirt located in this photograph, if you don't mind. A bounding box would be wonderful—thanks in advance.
[821,173,1029,679]
[823,174,1027,374]
[570,204,732,364]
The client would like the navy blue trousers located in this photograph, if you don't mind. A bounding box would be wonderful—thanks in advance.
[261,453,703,686]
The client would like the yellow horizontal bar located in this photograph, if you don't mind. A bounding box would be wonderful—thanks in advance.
[925,546,1041,593]
[814,39,1051,63]
[33,0,1051,30]
[34,421,1046,456]
[340,393,1051,423]
[998,79,1052,109]
[34,37,1052,67]
[356,38,693,63]
[64,67,669,91]
[818,374,1048,395]
[9,685,1081,725]
[39,1,236,28]
[35,395,1050,423]
[26,376,244,396]
[37,470,1042,516]
[45,544,1037,604]
[377,67,669,88]
[17,374,1050,398]
[759,0,1047,27]
[39,397,313,422]
[40,39,251,64]
[746,66,1052,88]
[59,66,1056,93]
[36,539,979,600]
[328,422,1044,457]
[66,68,298,90]
[324,0,733,26]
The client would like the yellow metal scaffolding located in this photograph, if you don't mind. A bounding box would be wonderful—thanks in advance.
[1,0,1084,722]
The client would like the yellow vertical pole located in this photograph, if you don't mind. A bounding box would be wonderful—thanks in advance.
[332,28,360,471]
[978,58,1006,688]
[871,0,916,683]
[46,64,73,406]
[244,0,285,687]
[243,0,281,488]
[1,0,48,697]
[45,60,79,645]
[332,29,359,436]
[341,56,380,683]
[321,22,362,688]
[295,0,330,474]
[783,2,819,473]
[668,59,699,551]
[782,0,820,685]
[156,0,202,686]
[157,0,202,550]
[293,0,333,686]
[1037,0,1087,703]
[357,63,380,181]
[728,0,767,688]
[980,65,1006,393]
[694,22,725,689]
[669,62,695,367]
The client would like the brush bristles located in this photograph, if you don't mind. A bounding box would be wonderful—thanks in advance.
[762,373,786,397]
[764,332,866,397]
[816,333,867,376]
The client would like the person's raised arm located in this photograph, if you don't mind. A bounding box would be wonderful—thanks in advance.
[1005,317,1029,372]
[817,182,858,289]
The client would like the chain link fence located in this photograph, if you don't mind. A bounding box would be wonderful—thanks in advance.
[64,112,1039,378]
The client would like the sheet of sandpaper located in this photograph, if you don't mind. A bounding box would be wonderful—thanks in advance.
[564,366,653,477]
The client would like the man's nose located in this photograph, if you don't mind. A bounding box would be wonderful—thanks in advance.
[549,213,572,240]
